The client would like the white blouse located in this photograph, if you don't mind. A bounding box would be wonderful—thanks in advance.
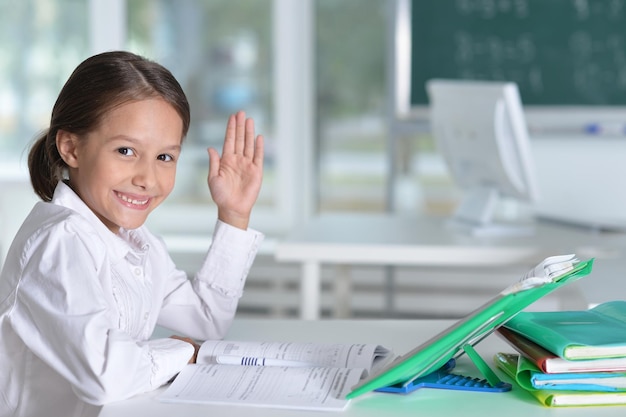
[0,182,263,417]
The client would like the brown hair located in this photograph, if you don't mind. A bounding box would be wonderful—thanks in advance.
[28,51,190,201]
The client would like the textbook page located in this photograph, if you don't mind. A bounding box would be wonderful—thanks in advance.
[196,340,393,376]
[502,254,579,295]
[520,254,578,281]
[159,363,364,410]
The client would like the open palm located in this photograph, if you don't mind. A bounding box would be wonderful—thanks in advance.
[208,111,264,230]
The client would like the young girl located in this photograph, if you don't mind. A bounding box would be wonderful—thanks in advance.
[0,51,264,417]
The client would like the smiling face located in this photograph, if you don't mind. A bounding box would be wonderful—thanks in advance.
[56,98,183,234]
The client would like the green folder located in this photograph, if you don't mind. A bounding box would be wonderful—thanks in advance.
[347,256,594,399]
[504,300,626,360]
[495,352,626,407]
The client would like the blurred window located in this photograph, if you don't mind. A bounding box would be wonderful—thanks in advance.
[0,0,448,239]
[315,0,388,212]
[127,0,275,230]
[0,0,88,176]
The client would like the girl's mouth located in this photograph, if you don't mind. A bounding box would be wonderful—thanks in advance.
[115,191,150,207]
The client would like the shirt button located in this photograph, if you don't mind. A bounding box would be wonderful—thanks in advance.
[134,268,142,276]
[144,313,149,320]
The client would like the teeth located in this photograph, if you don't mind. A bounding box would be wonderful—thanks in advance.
[117,193,148,205]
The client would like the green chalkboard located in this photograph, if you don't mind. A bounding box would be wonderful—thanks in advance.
[410,0,626,106]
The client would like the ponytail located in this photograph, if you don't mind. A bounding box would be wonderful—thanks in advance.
[28,130,64,202]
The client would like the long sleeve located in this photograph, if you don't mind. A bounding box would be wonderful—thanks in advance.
[156,220,264,340]
[8,214,194,405]
[1,183,265,415]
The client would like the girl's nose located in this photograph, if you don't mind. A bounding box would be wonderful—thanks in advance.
[132,160,157,189]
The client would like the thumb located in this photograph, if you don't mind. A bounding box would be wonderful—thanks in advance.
[207,147,220,180]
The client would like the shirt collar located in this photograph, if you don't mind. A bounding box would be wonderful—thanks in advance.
[51,181,150,263]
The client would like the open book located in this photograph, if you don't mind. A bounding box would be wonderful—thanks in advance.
[160,340,394,411]
[347,254,594,399]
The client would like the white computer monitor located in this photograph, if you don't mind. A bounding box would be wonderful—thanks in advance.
[426,79,539,236]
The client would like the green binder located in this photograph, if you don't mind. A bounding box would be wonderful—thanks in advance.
[347,255,594,399]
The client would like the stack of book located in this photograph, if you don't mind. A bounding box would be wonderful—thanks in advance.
[494,300,626,407]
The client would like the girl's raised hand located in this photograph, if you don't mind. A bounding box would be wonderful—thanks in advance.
[207,111,264,230]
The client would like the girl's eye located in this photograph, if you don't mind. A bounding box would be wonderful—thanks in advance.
[117,147,135,156]
[158,154,174,162]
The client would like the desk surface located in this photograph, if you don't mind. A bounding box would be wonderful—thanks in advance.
[100,319,626,417]
[273,213,626,319]
[275,213,625,265]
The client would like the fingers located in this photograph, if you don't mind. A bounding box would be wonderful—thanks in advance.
[253,134,264,167]
[207,147,220,179]
[223,113,236,154]
[224,111,261,159]
[244,117,255,157]
[170,335,200,364]
[234,111,246,154]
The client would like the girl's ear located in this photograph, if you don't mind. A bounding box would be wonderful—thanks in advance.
[56,130,80,168]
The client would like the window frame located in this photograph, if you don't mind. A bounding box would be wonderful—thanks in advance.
[89,0,315,237]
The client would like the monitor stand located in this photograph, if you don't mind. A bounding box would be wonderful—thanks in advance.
[448,186,535,237]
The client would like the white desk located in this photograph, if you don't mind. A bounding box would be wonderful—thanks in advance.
[99,318,626,417]
[274,213,626,319]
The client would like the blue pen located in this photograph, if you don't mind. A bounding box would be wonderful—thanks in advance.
[584,122,626,136]
[216,355,316,367]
